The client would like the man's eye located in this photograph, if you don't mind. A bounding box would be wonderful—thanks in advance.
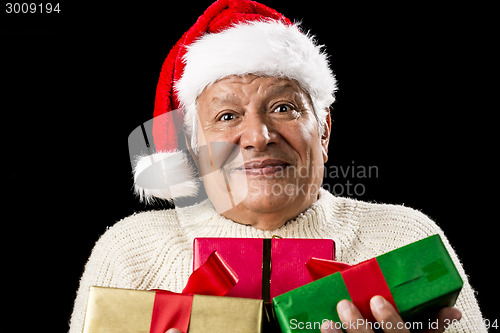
[273,104,291,113]
[219,113,236,121]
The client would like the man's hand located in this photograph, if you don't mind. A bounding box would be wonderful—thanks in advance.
[320,296,462,333]
[165,329,181,333]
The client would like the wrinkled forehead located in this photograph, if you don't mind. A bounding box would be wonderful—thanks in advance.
[198,75,310,108]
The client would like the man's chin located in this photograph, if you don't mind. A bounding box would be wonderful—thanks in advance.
[233,189,297,213]
[215,184,320,230]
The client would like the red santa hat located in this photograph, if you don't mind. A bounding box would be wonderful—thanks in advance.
[132,0,337,203]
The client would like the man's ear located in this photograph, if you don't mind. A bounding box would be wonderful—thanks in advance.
[321,108,332,164]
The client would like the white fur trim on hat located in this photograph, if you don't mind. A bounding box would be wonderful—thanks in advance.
[175,20,337,132]
[133,151,198,203]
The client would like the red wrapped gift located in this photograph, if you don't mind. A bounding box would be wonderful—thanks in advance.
[193,237,335,302]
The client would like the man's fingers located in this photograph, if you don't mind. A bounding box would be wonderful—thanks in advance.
[337,299,373,333]
[321,320,343,333]
[322,297,461,333]
[165,329,182,333]
[370,296,410,333]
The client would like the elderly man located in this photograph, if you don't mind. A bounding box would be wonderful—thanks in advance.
[69,0,485,332]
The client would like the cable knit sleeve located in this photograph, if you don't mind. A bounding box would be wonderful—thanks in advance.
[68,216,150,333]
[330,198,486,333]
[69,223,132,333]
[68,210,193,333]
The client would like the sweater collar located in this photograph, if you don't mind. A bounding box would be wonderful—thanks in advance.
[176,188,335,241]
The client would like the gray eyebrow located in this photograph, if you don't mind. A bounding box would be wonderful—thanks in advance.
[209,95,240,107]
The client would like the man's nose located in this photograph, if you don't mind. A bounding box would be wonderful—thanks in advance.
[239,113,277,151]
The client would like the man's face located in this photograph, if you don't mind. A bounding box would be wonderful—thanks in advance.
[195,75,330,230]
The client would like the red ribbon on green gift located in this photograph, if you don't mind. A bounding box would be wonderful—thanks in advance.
[306,257,398,322]
[150,251,238,333]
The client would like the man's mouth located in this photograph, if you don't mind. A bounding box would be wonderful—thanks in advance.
[234,159,291,176]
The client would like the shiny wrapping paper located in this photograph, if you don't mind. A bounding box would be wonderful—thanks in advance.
[83,286,263,333]
[193,238,335,301]
[273,235,463,332]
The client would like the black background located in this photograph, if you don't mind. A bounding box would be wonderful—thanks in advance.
[1,1,497,332]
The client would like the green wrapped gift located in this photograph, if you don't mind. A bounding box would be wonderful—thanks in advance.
[273,235,463,332]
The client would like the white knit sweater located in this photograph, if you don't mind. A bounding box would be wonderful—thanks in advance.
[69,189,486,332]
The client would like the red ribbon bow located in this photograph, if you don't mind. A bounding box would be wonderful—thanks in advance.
[306,257,398,322]
[150,251,238,333]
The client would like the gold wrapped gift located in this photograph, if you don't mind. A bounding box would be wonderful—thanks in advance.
[83,286,263,333]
